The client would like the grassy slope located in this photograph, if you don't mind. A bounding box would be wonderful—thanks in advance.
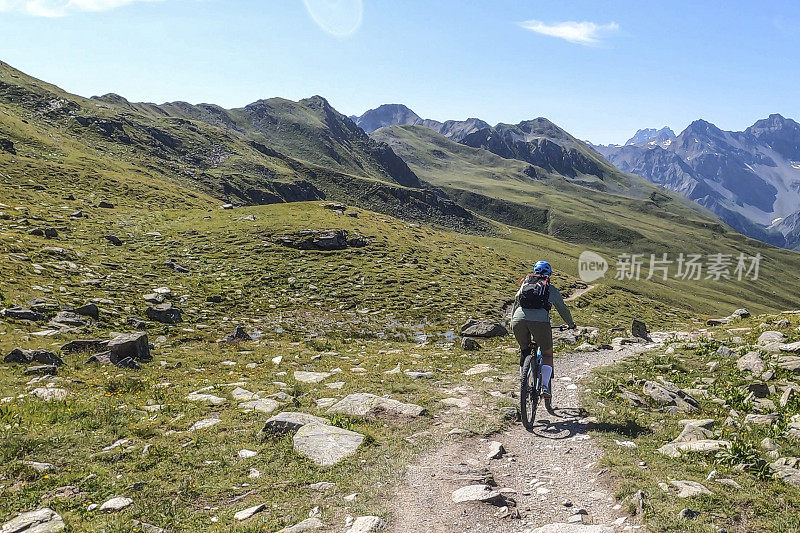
[372,125,800,317]
[583,315,800,532]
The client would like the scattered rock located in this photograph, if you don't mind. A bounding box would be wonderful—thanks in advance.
[220,326,252,343]
[770,457,800,487]
[0,508,64,532]
[670,480,712,498]
[642,380,698,412]
[292,423,364,466]
[344,516,387,533]
[678,508,699,520]
[294,371,332,384]
[239,399,279,414]
[631,319,648,339]
[165,258,190,273]
[234,504,265,521]
[189,417,221,431]
[261,412,329,437]
[451,484,504,504]
[30,388,69,401]
[98,201,114,208]
[49,311,89,328]
[145,303,182,324]
[464,363,496,376]
[326,393,425,419]
[759,331,787,345]
[716,345,736,358]
[281,517,325,533]
[1,307,47,322]
[186,391,227,405]
[777,356,800,373]
[461,337,481,351]
[25,365,58,376]
[105,235,122,246]
[99,496,133,512]
[487,441,505,459]
[737,352,765,374]
[731,308,751,319]
[108,332,151,364]
[4,348,64,366]
[744,413,779,425]
[460,319,508,338]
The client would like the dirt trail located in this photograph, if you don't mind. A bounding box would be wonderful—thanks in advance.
[388,340,663,532]
[564,284,595,301]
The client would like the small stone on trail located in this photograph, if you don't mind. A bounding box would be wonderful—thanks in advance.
[451,484,503,504]
[487,441,505,459]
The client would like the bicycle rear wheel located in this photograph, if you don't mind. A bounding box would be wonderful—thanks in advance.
[520,354,540,431]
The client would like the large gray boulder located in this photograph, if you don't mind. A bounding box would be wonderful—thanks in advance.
[108,332,151,364]
[292,423,364,466]
[737,352,765,374]
[0,507,65,532]
[460,319,508,338]
[326,393,425,419]
[759,331,787,345]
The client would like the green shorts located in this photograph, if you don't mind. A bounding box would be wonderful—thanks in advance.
[511,319,553,352]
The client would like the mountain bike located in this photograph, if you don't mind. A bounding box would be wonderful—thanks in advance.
[520,324,567,431]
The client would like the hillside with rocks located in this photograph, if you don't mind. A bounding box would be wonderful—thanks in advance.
[3,60,800,532]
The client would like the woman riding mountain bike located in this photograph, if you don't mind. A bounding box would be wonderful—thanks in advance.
[509,260,576,400]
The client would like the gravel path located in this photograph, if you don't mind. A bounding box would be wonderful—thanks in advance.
[388,340,664,532]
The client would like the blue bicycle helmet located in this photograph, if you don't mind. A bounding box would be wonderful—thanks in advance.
[533,260,552,277]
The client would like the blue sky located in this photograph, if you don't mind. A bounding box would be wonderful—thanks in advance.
[0,0,798,144]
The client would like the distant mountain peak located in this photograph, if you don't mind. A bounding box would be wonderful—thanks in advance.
[625,127,676,146]
[354,104,423,133]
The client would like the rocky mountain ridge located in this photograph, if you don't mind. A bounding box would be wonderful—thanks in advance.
[594,115,800,249]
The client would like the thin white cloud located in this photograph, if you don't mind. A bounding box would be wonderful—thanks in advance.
[0,0,163,17]
[519,19,619,46]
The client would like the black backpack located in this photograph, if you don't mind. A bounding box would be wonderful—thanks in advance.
[518,275,551,311]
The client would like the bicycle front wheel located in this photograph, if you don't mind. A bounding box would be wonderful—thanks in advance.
[520,355,540,431]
